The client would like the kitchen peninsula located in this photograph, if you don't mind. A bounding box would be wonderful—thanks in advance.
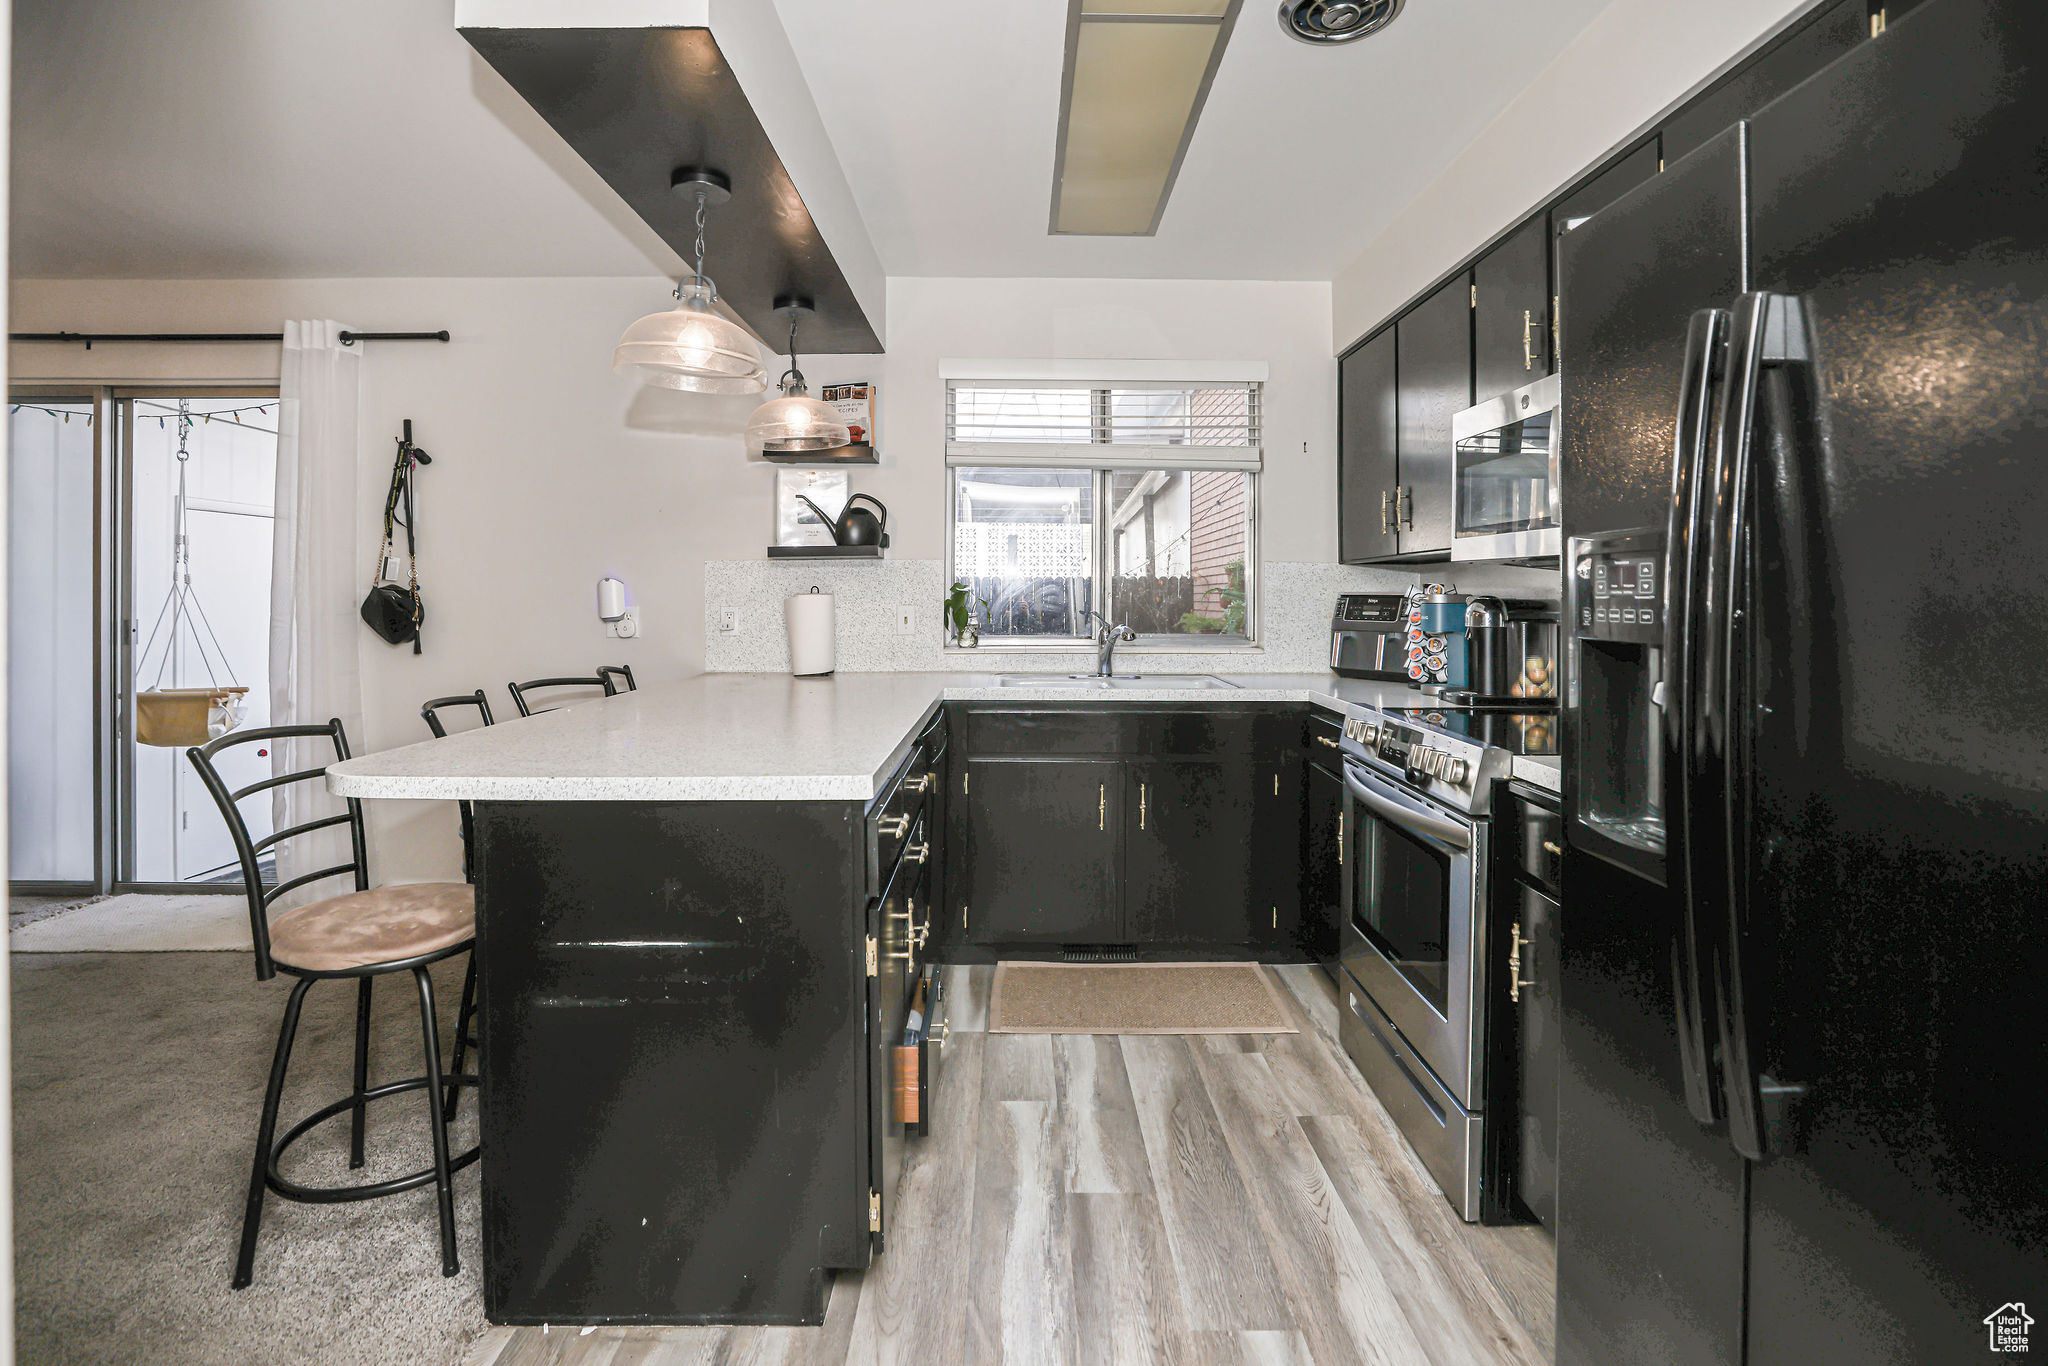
[327,671,1556,1324]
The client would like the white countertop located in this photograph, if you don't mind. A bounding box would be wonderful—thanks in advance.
[327,671,1553,803]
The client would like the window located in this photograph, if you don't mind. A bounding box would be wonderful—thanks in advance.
[946,378,1260,644]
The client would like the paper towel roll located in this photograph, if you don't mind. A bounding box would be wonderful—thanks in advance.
[785,587,836,676]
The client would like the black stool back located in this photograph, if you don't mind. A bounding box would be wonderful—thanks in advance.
[420,691,495,881]
[507,674,612,717]
[596,663,637,693]
[186,718,368,981]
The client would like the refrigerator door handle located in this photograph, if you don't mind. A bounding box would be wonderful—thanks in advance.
[1667,306,1728,1127]
[1705,289,1808,1161]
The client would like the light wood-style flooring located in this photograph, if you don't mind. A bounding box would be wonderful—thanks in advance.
[465,964,1553,1366]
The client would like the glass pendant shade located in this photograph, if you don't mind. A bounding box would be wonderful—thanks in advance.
[746,374,852,453]
[612,279,767,394]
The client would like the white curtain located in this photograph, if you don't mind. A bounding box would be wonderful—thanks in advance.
[270,321,365,906]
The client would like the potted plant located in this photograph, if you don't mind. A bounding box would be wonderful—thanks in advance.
[945,580,987,647]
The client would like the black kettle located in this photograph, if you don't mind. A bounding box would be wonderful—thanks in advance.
[795,493,890,548]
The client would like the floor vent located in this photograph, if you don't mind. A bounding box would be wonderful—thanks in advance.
[1062,944,1139,963]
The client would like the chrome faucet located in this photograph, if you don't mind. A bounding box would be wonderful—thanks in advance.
[1088,611,1138,677]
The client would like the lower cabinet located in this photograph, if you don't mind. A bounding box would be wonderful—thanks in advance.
[1514,878,1561,1227]
[1124,758,1261,944]
[959,757,1120,944]
[953,705,1302,950]
[1301,755,1345,968]
[1493,778,1562,1229]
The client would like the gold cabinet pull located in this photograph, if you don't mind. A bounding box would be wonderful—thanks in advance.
[1542,839,1563,856]
[1139,782,1149,830]
[1099,783,1106,831]
[1399,485,1414,530]
[905,840,930,864]
[1337,811,1344,865]
[1509,920,1534,1002]
[1523,309,1534,370]
[878,814,911,838]
[903,772,932,794]
[1316,735,1339,749]
[1380,489,1395,535]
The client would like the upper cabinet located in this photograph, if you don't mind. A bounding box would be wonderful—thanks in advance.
[1473,214,1553,403]
[1659,0,1868,165]
[1339,330,1400,563]
[1335,0,1891,566]
[1395,274,1473,559]
[1550,141,1662,372]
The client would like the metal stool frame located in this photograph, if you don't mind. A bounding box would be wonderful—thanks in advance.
[187,718,478,1288]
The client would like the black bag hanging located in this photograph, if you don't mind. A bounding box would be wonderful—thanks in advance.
[362,420,430,652]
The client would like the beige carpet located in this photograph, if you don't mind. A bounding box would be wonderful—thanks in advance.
[987,961,1298,1035]
[11,951,485,1365]
[10,893,255,953]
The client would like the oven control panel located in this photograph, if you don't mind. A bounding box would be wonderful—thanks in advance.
[1570,529,1667,644]
[1342,715,1482,802]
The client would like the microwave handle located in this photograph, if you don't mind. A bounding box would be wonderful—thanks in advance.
[1342,761,1472,850]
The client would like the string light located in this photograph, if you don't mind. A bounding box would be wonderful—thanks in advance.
[10,400,276,425]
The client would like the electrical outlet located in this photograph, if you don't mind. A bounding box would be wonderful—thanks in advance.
[896,606,915,636]
[718,606,737,634]
[606,607,641,640]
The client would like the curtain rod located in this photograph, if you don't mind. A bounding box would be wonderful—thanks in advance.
[9,330,450,349]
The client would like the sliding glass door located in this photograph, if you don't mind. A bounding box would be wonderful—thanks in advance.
[117,391,279,888]
[7,394,101,891]
[6,386,280,896]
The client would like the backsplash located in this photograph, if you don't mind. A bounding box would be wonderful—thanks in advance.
[703,559,1559,674]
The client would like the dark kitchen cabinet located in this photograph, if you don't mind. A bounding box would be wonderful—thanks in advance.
[1473,213,1553,402]
[951,705,1303,951]
[1550,140,1662,369]
[959,757,1120,944]
[1394,273,1472,557]
[1124,759,1261,944]
[1513,880,1561,1226]
[1658,0,1866,164]
[1488,780,1561,1231]
[1339,328,1400,563]
[1300,756,1344,972]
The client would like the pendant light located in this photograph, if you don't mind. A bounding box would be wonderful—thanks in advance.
[745,298,852,454]
[612,168,767,394]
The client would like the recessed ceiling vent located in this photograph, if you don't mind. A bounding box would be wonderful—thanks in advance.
[1279,0,1401,44]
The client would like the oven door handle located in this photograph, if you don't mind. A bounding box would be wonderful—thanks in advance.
[1342,762,1472,850]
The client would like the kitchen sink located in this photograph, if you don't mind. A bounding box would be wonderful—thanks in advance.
[994,674,1237,690]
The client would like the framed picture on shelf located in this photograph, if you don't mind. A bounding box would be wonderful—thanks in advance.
[775,469,848,547]
[820,382,875,448]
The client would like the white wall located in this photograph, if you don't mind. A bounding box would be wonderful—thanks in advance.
[8,272,1341,882]
[1330,0,1816,349]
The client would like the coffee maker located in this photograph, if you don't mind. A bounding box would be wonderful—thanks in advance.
[1447,597,1561,703]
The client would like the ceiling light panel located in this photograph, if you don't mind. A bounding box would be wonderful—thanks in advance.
[1051,0,1243,237]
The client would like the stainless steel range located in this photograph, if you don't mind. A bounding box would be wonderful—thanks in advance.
[1333,701,1553,1221]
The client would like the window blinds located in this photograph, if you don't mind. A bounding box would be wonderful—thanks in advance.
[945,379,1263,470]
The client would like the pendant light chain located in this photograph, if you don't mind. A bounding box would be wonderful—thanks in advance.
[693,188,709,281]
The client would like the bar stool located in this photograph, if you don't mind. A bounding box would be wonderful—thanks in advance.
[596,663,636,693]
[419,690,493,1116]
[187,718,479,1288]
[506,673,613,717]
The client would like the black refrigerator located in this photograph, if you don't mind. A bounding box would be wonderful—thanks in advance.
[1555,1,2048,1363]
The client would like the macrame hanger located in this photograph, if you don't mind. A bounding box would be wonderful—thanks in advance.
[134,400,240,691]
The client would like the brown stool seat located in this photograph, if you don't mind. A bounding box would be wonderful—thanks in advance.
[270,883,475,974]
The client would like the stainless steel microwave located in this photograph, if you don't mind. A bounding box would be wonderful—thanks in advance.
[1451,373,1561,563]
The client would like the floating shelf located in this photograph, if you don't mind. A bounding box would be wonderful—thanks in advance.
[766,544,885,560]
[757,442,878,465]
